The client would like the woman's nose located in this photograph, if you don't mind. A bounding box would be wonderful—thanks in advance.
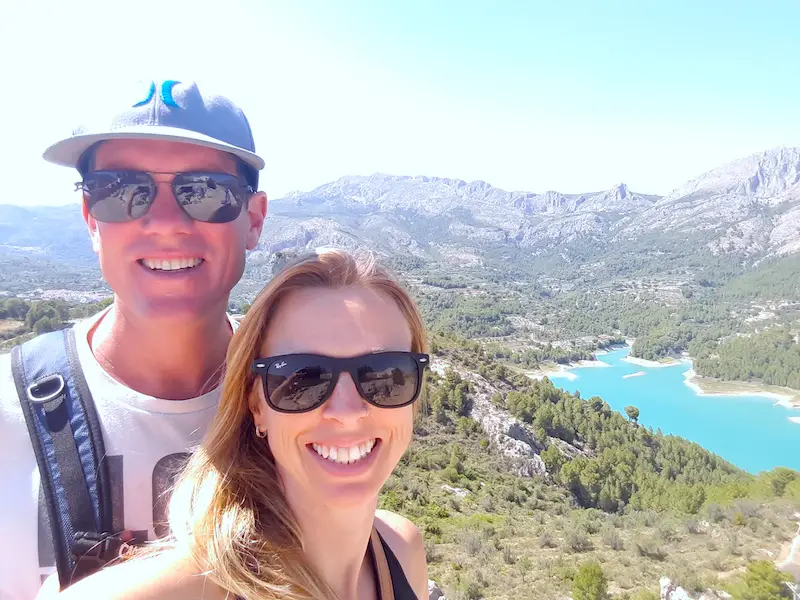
[321,373,368,424]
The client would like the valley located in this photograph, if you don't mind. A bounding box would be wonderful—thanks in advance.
[2,145,800,598]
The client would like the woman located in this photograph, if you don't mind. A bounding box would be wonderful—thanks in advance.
[51,248,429,599]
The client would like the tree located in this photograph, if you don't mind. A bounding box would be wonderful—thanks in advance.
[728,560,792,600]
[573,561,608,600]
[624,405,640,423]
[432,396,448,424]
[541,445,564,475]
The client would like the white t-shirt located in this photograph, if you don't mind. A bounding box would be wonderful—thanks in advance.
[0,311,233,600]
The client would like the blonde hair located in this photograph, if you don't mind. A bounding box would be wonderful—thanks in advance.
[167,248,428,600]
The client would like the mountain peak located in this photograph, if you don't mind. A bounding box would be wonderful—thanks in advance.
[665,145,800,201]
[610,183,628,200]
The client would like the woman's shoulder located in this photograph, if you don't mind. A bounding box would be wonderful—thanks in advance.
[47,549,228,600]
[374,509,428,598]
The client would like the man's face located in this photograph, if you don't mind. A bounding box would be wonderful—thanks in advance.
[84,139,267,319]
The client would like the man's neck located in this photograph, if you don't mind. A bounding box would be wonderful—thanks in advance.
[88,302,233,400]
[288,488,379,600]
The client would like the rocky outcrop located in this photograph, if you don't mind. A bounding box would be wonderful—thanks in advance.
[660,577,732,600]
[661,577,693,600]
[430,360,547,477]
[463,373,548,477]
[428,579,445,600]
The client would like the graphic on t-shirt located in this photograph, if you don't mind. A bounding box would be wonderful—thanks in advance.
[152,453,191,538]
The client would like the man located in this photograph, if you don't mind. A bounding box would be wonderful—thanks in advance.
[0,80,267,599]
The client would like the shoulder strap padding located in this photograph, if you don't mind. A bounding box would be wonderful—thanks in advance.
[10,327,113,588]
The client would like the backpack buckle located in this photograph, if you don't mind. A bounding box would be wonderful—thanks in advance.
[26,374,66,404]
[72,531,126,563]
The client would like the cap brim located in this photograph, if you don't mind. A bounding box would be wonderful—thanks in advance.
[42,125,266,171]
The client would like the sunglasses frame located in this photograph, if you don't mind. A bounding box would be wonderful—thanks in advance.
[250,351,430,414]
[75,170,255,224]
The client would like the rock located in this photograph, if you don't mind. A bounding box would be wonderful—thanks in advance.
[430,359,547,477]
[660,576,693,600]
[441,484,469,498]
[428,579,445,600]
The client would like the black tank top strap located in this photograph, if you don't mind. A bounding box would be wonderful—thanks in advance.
[370,527,418,600]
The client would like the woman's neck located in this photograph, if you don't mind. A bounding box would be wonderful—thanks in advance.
[288,491,380,600]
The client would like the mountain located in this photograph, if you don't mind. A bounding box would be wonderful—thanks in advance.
[616,146,800,257]
[2,146,800,298]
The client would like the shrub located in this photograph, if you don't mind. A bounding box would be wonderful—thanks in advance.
[539,529,556,548]
[602,526,624,551]
[463,531,483,556]
[572,561,608,600]
[564,528,593,553]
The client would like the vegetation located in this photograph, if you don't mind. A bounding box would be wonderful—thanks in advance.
[694,327,800,390]
[573,562,608,600]
[0,296,112,350]
[382,342,800,599]
[725,560,793,600]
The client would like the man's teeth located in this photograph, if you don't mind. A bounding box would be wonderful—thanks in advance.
[312,440,376,464]
[142,258,203,271]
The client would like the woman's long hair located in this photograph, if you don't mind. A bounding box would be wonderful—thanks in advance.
[167,248,428,600]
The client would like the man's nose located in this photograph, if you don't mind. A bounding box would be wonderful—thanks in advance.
[139,180,194,232]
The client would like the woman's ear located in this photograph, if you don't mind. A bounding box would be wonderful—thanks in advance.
[249,381,269,433]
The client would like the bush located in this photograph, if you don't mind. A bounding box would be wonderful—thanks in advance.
[685,518,701,534]
[565,528,593,553]
[573,561,608,600]
[726,560,792,600]
[706,503,726,523]
[634,537,667,561]
[539,529,556,548]
[463,531,483,556]
[602,526,624,551]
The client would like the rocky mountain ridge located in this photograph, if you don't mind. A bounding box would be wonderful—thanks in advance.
[1,146,800,296]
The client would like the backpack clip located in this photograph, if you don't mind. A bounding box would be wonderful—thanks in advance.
[26,373,66,404]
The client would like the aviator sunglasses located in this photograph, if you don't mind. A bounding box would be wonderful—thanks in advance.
[75,170,255,224]
[251,352,430,414]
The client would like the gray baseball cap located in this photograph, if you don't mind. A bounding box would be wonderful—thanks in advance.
[43,79,265,186]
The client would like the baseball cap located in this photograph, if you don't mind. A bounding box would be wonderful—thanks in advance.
[43,79,265,187]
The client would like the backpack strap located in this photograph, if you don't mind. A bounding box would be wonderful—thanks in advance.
[10,327,118,588]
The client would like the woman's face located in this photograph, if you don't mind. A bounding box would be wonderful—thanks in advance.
[252,285,415,509]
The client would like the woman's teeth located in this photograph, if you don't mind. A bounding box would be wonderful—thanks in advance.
[312,440,376,464]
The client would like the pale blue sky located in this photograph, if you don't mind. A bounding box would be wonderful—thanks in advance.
[2,0,799,206]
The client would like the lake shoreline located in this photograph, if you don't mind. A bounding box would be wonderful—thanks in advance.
[683,369,800,410]
[524,344,800,410]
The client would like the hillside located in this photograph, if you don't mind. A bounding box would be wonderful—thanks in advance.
[387,334,800,599]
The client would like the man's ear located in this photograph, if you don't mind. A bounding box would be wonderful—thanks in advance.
[81,200,101,254]
[245,192,268,251]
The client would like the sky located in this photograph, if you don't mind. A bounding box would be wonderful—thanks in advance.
[2,0,800,206]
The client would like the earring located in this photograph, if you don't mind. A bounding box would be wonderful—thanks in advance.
[255,425,267,438]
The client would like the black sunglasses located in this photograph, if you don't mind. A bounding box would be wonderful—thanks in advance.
[251,352,430,414]
[75,170,255,224]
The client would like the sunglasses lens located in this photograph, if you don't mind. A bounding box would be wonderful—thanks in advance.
[83,171,154,223]
[173,173,248,223]
[266,358,334,412]
[356,353,420,407]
